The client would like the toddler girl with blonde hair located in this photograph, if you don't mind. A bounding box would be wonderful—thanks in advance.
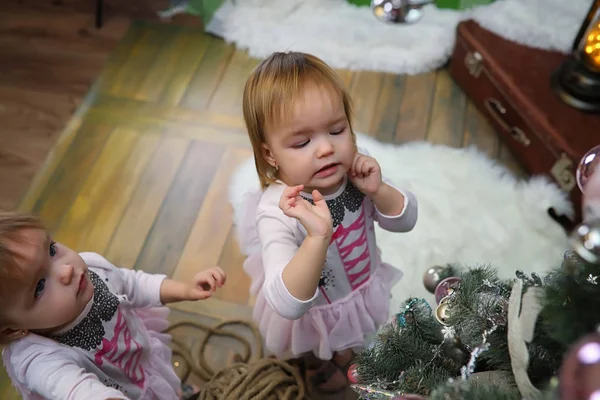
[240,51,418,393]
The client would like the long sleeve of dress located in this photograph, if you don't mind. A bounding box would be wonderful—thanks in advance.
[373,178,418,233]
[256,189,319,321]
[6,341,129,400]
[80,253,166,308]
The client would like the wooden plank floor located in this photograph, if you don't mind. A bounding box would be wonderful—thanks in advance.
[0,0,203,211]
[0,19,525,399]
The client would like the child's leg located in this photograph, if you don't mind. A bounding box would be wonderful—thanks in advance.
[303,352,348,393]
[332,348,356,379]
[333,348,354,366]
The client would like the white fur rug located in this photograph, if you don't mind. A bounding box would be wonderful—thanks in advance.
[206,0,592,75]
[228,134,573,316]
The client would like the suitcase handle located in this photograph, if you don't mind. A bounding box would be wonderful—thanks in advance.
[484,98,531,147]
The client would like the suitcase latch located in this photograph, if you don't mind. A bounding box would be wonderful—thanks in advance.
[464,51,483,78]
[551,153,576,192]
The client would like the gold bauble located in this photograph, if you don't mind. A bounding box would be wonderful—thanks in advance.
[435,296,451,326]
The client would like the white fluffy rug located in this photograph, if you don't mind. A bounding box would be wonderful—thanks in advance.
[228,134,573,317]
[206,0,592,75]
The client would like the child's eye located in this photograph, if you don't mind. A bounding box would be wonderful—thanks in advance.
[292,140,309,148]
[34,279,45,299]
[49,241,57,257]
[330,129,344,135]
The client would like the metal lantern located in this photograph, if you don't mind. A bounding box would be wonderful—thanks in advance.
[552,1,600,112]
[371,0,434,24]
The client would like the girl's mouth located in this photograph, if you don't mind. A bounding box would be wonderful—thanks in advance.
[314,163,340,178]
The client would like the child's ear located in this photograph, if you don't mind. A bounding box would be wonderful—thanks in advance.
[0,327,27,343]
[261,143,277,168]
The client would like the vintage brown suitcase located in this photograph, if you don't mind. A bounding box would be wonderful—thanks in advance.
[449,19,600,225]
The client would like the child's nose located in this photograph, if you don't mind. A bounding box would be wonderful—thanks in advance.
[58,263,75,286]
[317,139,334,157]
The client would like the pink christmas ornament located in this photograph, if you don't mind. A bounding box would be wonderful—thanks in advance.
[559,333,600,400]
[434,276,461,305]
[577,145,600,192]
[347,363,359,384]
[577,145,600,221]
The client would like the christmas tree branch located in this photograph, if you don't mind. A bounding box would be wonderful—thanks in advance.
[445,266,513,372]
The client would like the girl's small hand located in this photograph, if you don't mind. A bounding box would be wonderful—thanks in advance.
[187,267,227,300]
[279,185,333,239]
[349,153,382,196]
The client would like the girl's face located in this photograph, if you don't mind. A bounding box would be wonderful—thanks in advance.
[262,83,356,195]
[2,229,94,336]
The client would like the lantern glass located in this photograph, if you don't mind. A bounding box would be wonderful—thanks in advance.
[575,5,600,69]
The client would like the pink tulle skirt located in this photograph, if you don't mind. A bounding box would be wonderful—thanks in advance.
[244,252,402,360]
[132,306,182,399]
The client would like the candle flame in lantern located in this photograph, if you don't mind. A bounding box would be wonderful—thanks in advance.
[583,21,600,67]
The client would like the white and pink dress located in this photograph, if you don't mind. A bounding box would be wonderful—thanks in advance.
[241,174,418,360]
[3,253,180,400]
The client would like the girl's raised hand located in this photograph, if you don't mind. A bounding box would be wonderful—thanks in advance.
[279,185,333,239]
[349,152,383,196]
[187,267,226,300]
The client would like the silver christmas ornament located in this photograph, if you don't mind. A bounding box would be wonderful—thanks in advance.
[371,0,434,24]
[423,265,446,293]
[570,219,600,264]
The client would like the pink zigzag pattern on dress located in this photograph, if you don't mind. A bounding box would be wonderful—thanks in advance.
[94,310,146,388]
[330,208,371,290]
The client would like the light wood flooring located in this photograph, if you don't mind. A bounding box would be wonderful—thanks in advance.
[0,7,525,399]
[0,0,201,210]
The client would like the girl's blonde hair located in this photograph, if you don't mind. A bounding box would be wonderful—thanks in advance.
[0,211,44,340]
[0,211,43,288]
[242,52,355,189]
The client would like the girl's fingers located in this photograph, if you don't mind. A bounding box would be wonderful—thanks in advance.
[362,160,372,175]
[352,156,361,177]
[280,192,298,211]
[355,158,364,178]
